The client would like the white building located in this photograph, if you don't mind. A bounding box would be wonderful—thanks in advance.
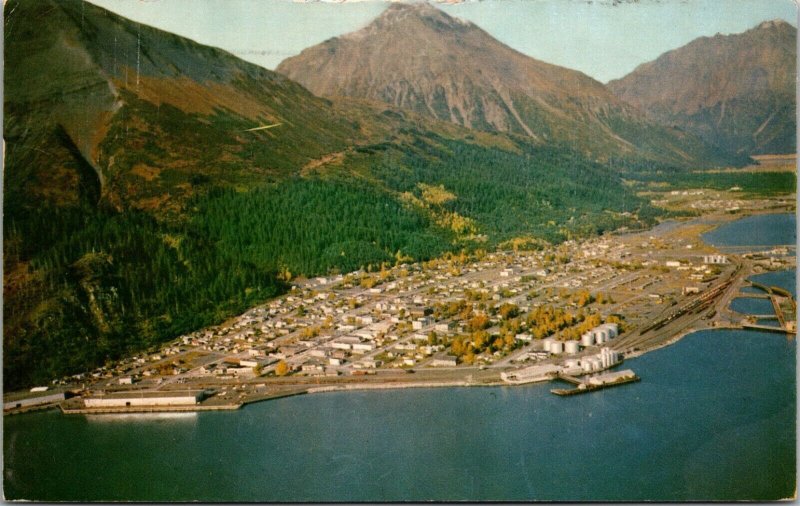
[352,342,375,353]
[703,254,729,265]
[84,391,204,408]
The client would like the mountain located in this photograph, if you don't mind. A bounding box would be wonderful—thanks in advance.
[4,0,366,215]
[608,20,796,156]
[4,0,665,389]
[277,2,745,168]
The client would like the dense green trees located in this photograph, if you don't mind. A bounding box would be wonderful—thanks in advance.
[373,139,658,242]
[624,170,796,196]
[4,203,284,390]
[192,179,454,276]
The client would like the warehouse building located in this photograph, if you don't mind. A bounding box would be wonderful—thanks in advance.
[4,392,66,411]
[84,390,205,408]
[431,354,458,367]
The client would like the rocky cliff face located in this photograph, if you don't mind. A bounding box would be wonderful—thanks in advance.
[608,20,796,155]
[277,2,744,166]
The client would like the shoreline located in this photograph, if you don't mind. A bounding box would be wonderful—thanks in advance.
[6,320,790,417]
[6,210,795,417]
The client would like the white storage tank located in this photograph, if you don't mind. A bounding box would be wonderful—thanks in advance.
[549,341,564,354]
[581,333,594,347]
[542,339,553,352]
[589,330,599,344]
[605,323,619,338]
[564,341,580,354]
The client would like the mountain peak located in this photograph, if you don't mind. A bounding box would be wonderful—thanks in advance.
[349,1,472,36]
[277,3,742,166]
[756,18,793,30]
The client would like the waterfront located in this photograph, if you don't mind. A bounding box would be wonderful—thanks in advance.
[4,213,796,501]
[3,327,795,501]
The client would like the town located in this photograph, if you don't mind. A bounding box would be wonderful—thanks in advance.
[5,194,796,414]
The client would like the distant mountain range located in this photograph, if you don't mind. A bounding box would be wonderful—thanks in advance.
[608,19,796,156]
[277,3,745,167]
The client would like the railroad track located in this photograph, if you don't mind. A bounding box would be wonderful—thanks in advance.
[614,266,742,353]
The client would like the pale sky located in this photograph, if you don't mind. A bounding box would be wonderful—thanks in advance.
[89,0,797,83]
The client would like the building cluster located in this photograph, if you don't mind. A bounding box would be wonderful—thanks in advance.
[501,346,622,384]
[43,224,749,394]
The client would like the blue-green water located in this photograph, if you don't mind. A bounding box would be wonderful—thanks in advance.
[702,213,796,248]
[3,329,796,502]
[730,297,775,315]
[750,269,797,297]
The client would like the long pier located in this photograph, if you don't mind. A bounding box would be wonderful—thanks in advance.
[555,373,584,386]
[742,323,796,335]
[551,376,640,396]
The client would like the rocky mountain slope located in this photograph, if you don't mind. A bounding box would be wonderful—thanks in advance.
[277,2,745,167]
[608,20,796,156]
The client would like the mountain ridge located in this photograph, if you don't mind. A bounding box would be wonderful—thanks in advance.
[277,2,746,168]
[607,19,796,155]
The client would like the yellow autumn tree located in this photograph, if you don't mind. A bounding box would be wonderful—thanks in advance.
[275,360,289,376]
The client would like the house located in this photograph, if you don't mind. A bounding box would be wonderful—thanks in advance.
[352,343,375,354]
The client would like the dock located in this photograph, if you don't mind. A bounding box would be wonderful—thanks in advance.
[740,281,797,335]
[551,369,640,396]
[741,323,796,335]
[59,403,242,414]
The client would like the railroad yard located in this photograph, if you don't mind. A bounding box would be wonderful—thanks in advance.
[6,193,796,414]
